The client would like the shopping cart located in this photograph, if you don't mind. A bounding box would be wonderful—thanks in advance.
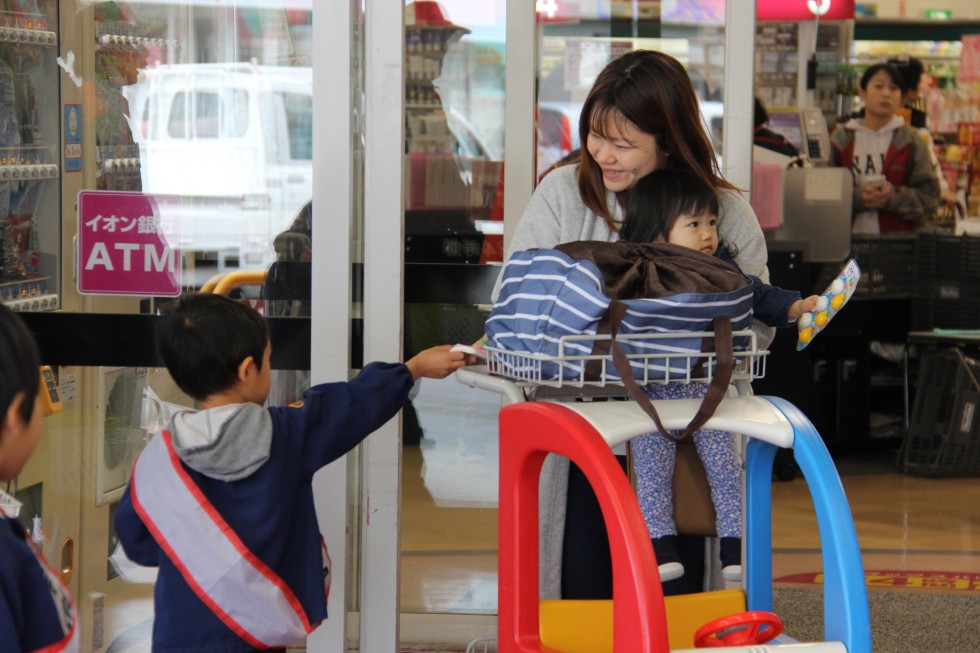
[456,330,871,652]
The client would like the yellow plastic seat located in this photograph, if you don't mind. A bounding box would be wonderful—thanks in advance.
[539,589,747,653]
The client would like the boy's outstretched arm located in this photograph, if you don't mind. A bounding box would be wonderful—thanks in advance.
[405,345,477,379]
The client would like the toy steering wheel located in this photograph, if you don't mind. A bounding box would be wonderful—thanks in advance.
[694,611,784,648]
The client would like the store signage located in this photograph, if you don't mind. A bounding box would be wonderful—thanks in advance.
[776,570,980,591]
[64,105,81,173]
[77,191,182,296]
[961,35,980,84]
[537,0,580,22]
[757,0,855,20]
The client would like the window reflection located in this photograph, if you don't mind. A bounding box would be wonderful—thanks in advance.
[404,1,505,266]
[400,0,505,619]
[95,4,313,283]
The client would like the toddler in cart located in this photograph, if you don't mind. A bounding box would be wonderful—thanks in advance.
[619,169,818,582]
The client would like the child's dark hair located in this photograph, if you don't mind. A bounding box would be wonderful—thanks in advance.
[0,303,40,424]
[621,169,720,244]
[859,63,906,94]
[156,293,269,401]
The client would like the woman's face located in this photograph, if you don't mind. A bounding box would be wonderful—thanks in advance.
[860,70,902,120]
[586,112,661,193]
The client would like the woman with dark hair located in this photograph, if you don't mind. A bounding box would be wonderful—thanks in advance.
[829,63,940,234]
[506,50,766,265]
[495,49,770,600]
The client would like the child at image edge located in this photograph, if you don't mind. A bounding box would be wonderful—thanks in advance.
[114,293,473,652]
[620,169,818,582]
[0,303,79,652]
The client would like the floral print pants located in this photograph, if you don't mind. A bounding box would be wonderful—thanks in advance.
[631,381,742,539]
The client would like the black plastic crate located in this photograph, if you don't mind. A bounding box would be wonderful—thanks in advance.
[847,235,917,297]
[911,295,980,331]
[900,348,980,477]
[915,233,980,278]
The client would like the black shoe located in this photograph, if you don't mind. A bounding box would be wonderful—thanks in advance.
[652,535,684,582]
[720,536,742,582]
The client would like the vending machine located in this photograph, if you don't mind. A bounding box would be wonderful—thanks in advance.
[0,0,60,311]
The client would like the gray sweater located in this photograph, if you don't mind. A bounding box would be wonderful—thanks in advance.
[495,163,770,301]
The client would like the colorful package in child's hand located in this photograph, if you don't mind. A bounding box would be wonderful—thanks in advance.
[797,259,861,351]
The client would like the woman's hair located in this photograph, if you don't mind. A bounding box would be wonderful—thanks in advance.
[888,56,924,97]
[576,49,735,229]
[0,303,40,425]
[859,63,906,94]
[155,293,269,401]
[620,169,720,244]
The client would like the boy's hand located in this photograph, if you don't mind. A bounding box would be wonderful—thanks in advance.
[406,345,478,380]
[788,295,820,322]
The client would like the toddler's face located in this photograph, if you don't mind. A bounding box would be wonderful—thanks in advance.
[667,212,718,256]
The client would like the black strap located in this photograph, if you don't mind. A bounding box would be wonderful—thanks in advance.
[678,316,734,438]
[608,304,733,440]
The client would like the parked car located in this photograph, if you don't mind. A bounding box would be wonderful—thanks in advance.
[537,101,582,177]
[122,63,313,268]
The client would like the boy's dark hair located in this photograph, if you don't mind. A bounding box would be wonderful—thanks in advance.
[156,293,269,401]
[0,304,40,424]
[859,63,906,94]
[620,169,720,244]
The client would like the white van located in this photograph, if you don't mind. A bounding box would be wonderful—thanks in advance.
[123,63,312,267]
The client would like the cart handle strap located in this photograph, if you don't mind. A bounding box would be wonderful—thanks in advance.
[608,301,734,440]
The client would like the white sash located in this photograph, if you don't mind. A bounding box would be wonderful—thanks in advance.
[30,549,80,653]
[131,431,320,648]
[0,491,79,653]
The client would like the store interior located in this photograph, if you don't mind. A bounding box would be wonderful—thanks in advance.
[2,0,980,651]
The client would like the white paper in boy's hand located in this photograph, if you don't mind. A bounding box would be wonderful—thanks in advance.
[450,344,488,361]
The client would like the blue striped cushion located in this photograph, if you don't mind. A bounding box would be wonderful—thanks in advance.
[486,248,753,382]
[485,249,609,380]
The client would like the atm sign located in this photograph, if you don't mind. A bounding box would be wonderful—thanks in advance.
[77,191,182,296]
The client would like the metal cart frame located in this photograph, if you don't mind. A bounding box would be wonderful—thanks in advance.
[456,331,872,652]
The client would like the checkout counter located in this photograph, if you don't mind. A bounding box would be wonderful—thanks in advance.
[750,107,911,451]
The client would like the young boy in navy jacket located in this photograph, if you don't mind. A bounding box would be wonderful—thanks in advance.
[114,293,473,651]
[0,303,79,652]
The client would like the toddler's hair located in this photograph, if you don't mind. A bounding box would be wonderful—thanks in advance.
[0,303,41,423]
[156,293,269,401]
[620,169,720,244]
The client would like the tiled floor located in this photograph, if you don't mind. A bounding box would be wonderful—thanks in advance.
[95,374,980,649]
[402,375,980,622]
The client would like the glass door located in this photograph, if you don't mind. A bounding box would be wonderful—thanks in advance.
[395,0,756,646]
[399,0,506,629]
[15,2,330,651]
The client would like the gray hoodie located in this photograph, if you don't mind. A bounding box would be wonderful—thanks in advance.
[168,403,273,481]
